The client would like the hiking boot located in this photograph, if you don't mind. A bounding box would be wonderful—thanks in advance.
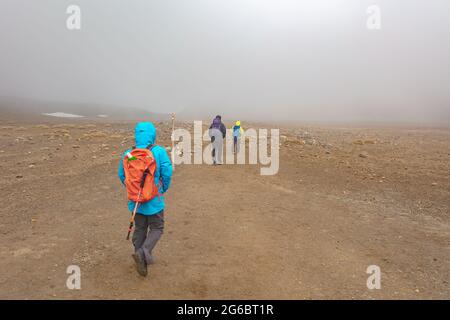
[132,251,147,277]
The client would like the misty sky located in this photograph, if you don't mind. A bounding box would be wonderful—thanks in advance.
[0,0,449,122]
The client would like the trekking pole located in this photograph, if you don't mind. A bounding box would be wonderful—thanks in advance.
[171,112,175,171]
[126,189,141,240]
[126,170,149,240]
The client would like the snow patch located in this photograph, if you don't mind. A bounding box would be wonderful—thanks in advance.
[42,112,85,118]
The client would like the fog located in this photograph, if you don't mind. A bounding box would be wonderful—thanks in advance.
[1,0,449,123]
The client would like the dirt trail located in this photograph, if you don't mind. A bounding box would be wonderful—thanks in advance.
[0,121,449,299]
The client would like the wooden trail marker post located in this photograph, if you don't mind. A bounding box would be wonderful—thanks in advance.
[171,112,175,171]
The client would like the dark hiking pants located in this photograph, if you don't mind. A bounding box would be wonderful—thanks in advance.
[132,210,164,264]
[233,136,240,153]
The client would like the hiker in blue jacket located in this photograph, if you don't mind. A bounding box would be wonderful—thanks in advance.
[118,122,173,277]
[232,120,244,154]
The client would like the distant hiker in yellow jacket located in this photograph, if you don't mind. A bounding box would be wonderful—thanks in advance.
[232,121,244,154]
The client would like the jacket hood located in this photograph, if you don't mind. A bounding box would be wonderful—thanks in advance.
[135,122,156,147]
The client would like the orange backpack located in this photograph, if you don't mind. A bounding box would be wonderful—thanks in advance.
[123,146,159,203]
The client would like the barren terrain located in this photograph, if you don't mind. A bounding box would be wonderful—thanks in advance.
[0,117,449,299]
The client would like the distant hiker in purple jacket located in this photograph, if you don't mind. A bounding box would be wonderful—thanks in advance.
[208,115,226,165]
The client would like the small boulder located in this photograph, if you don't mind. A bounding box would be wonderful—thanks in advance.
[359,151,369,158]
